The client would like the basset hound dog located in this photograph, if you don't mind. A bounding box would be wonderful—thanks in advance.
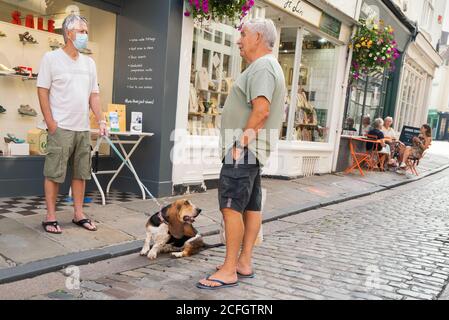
[140,199,204,260]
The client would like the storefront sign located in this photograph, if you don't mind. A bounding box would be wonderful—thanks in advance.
[319,13,342,39]
[265,0,323,27]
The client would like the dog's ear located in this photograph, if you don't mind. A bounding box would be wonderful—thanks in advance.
[167,205,184,239]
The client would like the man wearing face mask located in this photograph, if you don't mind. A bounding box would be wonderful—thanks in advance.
[37,14,106,234]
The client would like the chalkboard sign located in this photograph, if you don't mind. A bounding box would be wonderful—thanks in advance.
[399,126,421,146]
[319,13,342,39]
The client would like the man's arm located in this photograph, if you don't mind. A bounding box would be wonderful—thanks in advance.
[37,87,57,134]
[89,93,107,136]
[233,96,270,159]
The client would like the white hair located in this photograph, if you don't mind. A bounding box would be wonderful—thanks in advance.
[62,14,88,44]
[244,18,277,50]
[373,118,384,129]
[385,116,393,123]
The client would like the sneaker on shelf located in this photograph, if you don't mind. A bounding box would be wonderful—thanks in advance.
[18,104,37,117]
[0,105,6,113]
[5,133,25,144]
[0,63,15,75]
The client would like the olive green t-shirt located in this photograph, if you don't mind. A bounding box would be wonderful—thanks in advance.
[220,54,286,166]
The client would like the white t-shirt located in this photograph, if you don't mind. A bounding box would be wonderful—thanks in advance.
[37,49,100,131]
[382,127,397,139]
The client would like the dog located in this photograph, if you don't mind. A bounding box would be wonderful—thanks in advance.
[140,199,204,260]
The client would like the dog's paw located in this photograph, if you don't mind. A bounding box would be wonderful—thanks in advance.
[140,249,149,256]
[147,251,158,260]
[171,252,184,258]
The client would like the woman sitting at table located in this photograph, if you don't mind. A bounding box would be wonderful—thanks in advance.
[382,117,397,139]
[398,124,432,170]
[382,117,399,167]
[366,118,389,171]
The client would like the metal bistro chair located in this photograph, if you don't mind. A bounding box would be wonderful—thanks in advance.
[405,147,429,176]
[365,134,383,172]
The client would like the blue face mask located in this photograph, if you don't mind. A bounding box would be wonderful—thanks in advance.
[72,33,88,51]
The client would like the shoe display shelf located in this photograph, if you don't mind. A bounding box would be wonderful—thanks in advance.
[0,73,37,81]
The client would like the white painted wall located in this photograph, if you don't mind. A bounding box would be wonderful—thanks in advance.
[325,0,360,19]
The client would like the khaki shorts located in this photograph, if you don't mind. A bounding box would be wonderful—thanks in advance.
[44,127,91,184]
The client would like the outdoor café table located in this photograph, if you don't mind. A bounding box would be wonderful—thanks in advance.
[90,130,154,205]
[344,136,383,176]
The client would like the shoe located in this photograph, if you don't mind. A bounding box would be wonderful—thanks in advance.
[13,66,30,76]
[5,133,25,144]
[0,30,6,37]
[19,31,38,44]
[49,38,63,49]
[0,64,15,75]
[0,105,6,113]
[18,104,37,117]
[79,48,92,55]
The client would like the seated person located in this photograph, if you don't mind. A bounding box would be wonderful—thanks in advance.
[399,124,432,169]
[382,117,397,140]
[344,117,357,132]
[361,115,371,136]
[366,118,389,171]
[382,116,399,167]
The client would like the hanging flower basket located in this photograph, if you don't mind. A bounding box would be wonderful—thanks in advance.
[350,19,401,80]
[184,0,254,28]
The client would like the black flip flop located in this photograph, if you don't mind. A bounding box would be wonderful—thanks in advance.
[196,278,238,290]
[42,221,62,234]
[72,218,97,231]
[237,271,255,279]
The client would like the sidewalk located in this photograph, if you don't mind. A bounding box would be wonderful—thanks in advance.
[1,141,449,284]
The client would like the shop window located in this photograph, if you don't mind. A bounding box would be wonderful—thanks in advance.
[395,61,426,132]
[280,28,336,143]
[0,0,116,155]
[188,21,242,136]
[343,70,389,135]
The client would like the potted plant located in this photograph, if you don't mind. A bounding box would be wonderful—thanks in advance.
[184,0,255,28]
[350,19,401,80]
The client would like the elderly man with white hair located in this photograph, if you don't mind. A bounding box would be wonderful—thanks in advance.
[37,14,107,234]
[197,18,286,289]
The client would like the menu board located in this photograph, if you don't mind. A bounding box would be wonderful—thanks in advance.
[124,35,157,106]
[399,126,421,146]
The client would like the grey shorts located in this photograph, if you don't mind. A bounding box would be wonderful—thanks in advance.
[218,150,262,214]
[44,128,92,184]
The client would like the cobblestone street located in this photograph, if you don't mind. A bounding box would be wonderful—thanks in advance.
[3,169,449,300]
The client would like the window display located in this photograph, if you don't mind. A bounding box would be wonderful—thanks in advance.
[0,0,116,155]
[188,21,243,136]
[280,28,336,143]
[344,70,389,135]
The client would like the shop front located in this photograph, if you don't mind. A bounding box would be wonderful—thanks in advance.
[335,0,416,172]
[172,0,359,191]
[0,0,184,197]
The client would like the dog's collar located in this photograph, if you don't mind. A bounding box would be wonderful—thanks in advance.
[158,211,169,225]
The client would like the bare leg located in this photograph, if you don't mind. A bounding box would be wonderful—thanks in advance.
[238,210,261,275]
[72,179,96,230]
[198,208,242,287]
[44,178,61,233]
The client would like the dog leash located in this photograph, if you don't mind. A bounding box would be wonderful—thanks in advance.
[102,135,222,224]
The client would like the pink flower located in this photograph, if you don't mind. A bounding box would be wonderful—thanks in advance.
[202,0,209,13]
[184,10,191,16]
